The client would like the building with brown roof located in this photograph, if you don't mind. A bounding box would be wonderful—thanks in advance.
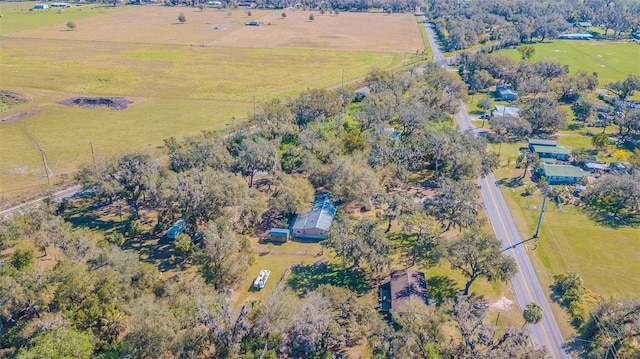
[380,269,430,316]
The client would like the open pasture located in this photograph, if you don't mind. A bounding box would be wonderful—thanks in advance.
[500,40,640,85]
[0,5,417,197]
[8,5,423,52]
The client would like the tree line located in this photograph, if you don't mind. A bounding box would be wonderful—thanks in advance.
[427,0,640,52]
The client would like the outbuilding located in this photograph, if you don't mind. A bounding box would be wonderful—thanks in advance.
[558,33,593,40]
[495,85,518,102]
[269,228,290,242]
[33,3,49,9]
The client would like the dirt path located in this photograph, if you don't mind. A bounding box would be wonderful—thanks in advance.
[18,121,54,178]
[0,106,41,124]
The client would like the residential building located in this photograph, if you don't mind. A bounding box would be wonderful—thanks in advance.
[492,105,522,118]
[531,145,572,161]
[291,192,336,240]
[380,269,430,316]
[538,163,588,184]
[495,85,518,102]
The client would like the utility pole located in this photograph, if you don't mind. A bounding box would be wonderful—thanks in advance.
[90,140,97,171]
[40,149,51,185]
[253,94,256,118]
[341,69,344,88]
[533,183,549,239]
[482,91,489,128]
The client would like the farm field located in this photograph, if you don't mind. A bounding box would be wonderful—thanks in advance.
[500,40,640,85]
[0,3,422,198]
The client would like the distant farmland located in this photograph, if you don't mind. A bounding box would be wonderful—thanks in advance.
[0,3,423,198]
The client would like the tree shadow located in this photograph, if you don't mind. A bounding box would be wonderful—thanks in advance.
[286,261,372,296]
[426,275,459,305]
[495,176,524,188]
[586,211,640,229]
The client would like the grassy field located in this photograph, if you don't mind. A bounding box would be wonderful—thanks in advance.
[0,4,421,197]
[490,145,640,299]
[500,40,640,85]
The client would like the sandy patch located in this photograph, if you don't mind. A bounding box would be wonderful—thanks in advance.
[491,295,514,310]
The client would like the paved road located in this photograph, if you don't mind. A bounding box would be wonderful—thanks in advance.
[0,185,83,217]
[421,19,570,358]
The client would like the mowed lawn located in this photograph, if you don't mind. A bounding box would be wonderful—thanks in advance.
[490,152,640,300]
[0,5,417,196]
[500,40,640,85]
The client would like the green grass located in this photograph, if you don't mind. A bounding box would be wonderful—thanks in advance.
[500,40,640,85]
[0,1,127,34]
[0,36,397,195]
[490,151,640,301]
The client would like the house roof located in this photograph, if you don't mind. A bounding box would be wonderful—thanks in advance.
[585,162,609,171]
[528,138,557,147]
[558,33,593,39]
[492,105,521,118]
[291,192,336,232]
[390,269,429,312]
[578,22,592,27]
[532,145,571,155]
[542,163,587,178]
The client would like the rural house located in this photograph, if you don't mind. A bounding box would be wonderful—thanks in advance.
[492,105,522,119]
[558,33,594,40]
[528,138,558,149]
[380,269,430,316]
[531,145,572,161]
[291,192,336,240]
[495,85,518,102]
[538,163,588,184]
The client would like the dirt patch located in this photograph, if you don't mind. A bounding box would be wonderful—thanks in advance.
[57,96,132,110]
[0,106,41,124]
[1,90,30,113]
[491,295,514,310]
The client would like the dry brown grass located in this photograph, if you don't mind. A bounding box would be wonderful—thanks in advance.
[10,6,423,52]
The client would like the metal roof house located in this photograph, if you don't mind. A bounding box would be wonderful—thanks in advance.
[269,228,290,242]
[528,138,558,148]
[495,85,519,102]
[380,269,430,315]
[291,192,336,240]
[492,105,522,118]
[558,33,594,40]
[538,163,588,184]
[531,145,572,160]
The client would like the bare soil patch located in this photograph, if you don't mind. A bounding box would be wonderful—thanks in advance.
[9,7,423,52]
[57,96,132,110]
[0,107,41,124]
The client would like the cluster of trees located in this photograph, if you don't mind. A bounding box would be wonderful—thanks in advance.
[1,64,527,357]
[552,272,640,359]
[427,0,640,51]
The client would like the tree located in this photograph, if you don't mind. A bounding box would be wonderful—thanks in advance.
[523,303,543,325]
[11,249,35,271]
[522,97,567,134]
[327,156,380,206]
[285,292,331,357]
[606,74,640,101]
[591,133,609,150]
[615,109,640,141]
[491,116,532,142]
[164,132,231,172]
[246,10,252,17]
[178,12,186,23]
[572,99,594,122]
[270,173,314,215]
[323,217,391,273]
[579,298,640,359]
[371,192,410,233]
[445,230,517,295]
[281,12,286,18]
[198,220,253,291]
[425,179,484,232]
[399,211,442,268]
[234,137,279,187]
[66,20,76,31]
[308,13,315,21]
[16,327,95,359]
[583,172,640,223]
[517,45,535,60]
[449,294,547,359]
[173,233,192,260]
